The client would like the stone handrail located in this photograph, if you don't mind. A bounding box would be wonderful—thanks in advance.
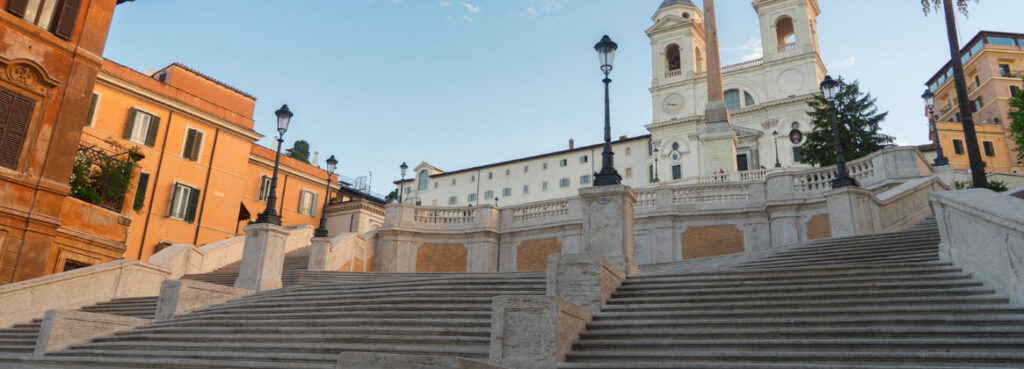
[382,204,500,232]
[768,146,932,201]
[501,198,583,231]
[930,189,1024,304]
[722,58,764,74]
[826,176,948,237]
[0,260,170,328]
[149,225,313,279]
[308,231,377,272]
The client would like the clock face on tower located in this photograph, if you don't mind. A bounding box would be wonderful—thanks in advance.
[662,94,684,116]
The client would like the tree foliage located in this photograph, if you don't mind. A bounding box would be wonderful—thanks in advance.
[287,140,311,164]
[1009,78,1024,161]
[920,0,977,15]
[801,78,894,167]
[385,189,399,203]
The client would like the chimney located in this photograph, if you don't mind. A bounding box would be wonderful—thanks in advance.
[569,139,575,150]
[270,136,279,151]
[619,135,628,141]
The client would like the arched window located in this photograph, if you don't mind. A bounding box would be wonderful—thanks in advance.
[694,47,704,73]
[744,92,756,107]
[418,170,429,191]
[776,16,795,51]
[665,44,681,74]
[724,89,741,111]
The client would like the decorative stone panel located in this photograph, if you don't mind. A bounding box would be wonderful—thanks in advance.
[517,238,562,271]
[806,214,832,240]
[681,225,745,259]
[416,244,467,273]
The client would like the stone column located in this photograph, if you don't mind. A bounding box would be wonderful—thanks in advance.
[825,186,876,237]
[234,222,289,291]
[578,185,638,274]
[699,0,738,174]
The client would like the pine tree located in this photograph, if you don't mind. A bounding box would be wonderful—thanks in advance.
[287,140,311,164]
[801,78,893,167]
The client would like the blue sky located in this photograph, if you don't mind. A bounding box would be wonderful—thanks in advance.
[104,0,1021,193]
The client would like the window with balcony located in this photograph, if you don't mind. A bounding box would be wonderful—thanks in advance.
[776,16,796,52]
[665,44,681,77]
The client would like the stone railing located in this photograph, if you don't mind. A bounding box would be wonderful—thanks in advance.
[149,225,313,279]
[741,169,768,182]
[509,200,572,222]
[308,231,377,272]
[636,190,657,209]
[0,260,170,328]
[778,43,797,52]
[779,146,928,198]
[722,58,764,74]
[931,189,1024,304]
[501,198,583,231]
[665,69,682,78]
[826,176,949,237]
[382,204,500,232]
[414,208,477,224]
[673,183,751,205]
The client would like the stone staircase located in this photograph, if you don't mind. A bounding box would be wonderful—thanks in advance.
[0,296,158,357]
[17,271,545,368]
[561,218,1024,368]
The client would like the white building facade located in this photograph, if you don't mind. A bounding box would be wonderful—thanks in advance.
[399,0,827,208]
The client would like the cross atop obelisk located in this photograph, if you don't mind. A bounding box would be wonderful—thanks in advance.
[702,0,728,127]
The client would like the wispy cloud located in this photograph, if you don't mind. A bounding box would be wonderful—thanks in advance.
[526,0,570,18]
[462,15,474,22]
[439,0,451,7]
[724,37,764,62]
[829,56,857,70]
[459,1,480,14]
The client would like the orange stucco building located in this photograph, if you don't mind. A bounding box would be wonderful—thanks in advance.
[0,0,138,284]
[83,61,339,261]
[925,31,1024,174]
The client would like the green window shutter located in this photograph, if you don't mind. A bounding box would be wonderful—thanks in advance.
[6,0,28,17]
[123,108,138,139]
[182,130,196,160]
[311,193,319,217]
[191,131,203,161]
[51,0,82,40]
[133,173,149,211]
[145,115,160,147]
[184,187,200,223]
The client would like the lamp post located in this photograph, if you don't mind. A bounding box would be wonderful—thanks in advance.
[398,162,408,203]
[314,155,338,238]
[820,76,858,188]
[921,89,950,166]
[772,130,782,168]
[593,35,622,186]
[652,147,660,182]
[255,104,293,225]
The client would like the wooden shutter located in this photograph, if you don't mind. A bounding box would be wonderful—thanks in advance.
[6,0,28,17]
[51,0,81,40]
[168,184,181,217]
[311,193,319,217]
[182,130,196,160]
[0,88,36,170]
[145,115,160,147]
[133,173,149,210]
[184,187,200,223]
[191,131,203,161]
[123,108,138,139]
[84,94,98,127]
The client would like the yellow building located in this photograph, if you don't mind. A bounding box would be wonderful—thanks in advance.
[83,61,339,261]
[925,31,1024,174]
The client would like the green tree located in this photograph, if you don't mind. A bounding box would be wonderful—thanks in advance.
[287,140,311,164]
[1009,78,1024,161]
[801,78,893,167]
[385,189,398,203]
[922,0,988,188]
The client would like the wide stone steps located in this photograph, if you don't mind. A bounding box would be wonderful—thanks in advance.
[562,350,1024,367]
[572,338,1024,352]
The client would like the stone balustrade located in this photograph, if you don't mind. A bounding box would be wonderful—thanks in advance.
[383,204,500,233]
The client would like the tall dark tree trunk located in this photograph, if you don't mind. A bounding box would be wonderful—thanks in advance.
[943,0,988,188]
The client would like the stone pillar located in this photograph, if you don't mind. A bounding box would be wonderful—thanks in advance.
[234,223,289,291]
[699,124,739,176]
[769,209,801,247]
[546,253,625,312]
[489,296,592,369]
[578,185,638,274]
[155,280,253,321]
[825,186,876,237]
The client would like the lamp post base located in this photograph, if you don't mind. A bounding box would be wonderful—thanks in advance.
[832,176,859,189]
[933,157,950,166]
[593,169,622,187]
[254,212,282,226]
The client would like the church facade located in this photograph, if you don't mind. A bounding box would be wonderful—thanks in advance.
[399,0,826,208]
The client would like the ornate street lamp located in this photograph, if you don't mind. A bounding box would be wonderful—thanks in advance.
[255,104,293,225]
[652,147,660,182]
[593,35,622,186]
[314,155,338,238]
[398,162,408,203]
[819,76,858,189]
[772,130,782,168]
[921,89,950,166]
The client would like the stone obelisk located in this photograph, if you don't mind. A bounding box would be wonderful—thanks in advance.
[699,0,738,175]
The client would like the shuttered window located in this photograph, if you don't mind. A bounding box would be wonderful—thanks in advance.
[84,93,99,127]
[169,183,200,223]
[257,175,272,202]
[182,128,203,162]
[0,87,36,170]
[7,0,79,40]
[298,190,318,217]
[123,108,160,147]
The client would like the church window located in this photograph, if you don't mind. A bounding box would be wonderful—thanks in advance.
[744,92,756,107]
[672,142,680,151]
[793,147,804,162]
[736,154,749,172]
[724,89,741,111]
[418,170,429,191]
[671,165,682,180]
[665,44,681,74]
[776,16,796,51]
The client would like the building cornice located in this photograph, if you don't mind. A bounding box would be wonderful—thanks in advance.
[646,93,818,131]
[248,152,340,190]
[97,71,263,142]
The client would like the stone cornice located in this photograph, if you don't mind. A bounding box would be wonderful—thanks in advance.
[97,71,263,142]
[646,93,818,131]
